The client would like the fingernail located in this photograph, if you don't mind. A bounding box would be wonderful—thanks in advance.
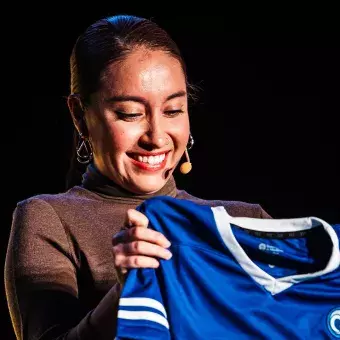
[165,240,171,248]
[165,250,172,259]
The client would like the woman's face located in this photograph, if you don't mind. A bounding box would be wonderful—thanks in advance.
[84,49,190,194]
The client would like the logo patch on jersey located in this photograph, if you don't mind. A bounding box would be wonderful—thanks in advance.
[259,243,266,251]
[258,243,283,254]
[327,308,340,338]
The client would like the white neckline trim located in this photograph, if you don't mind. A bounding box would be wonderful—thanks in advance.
[211,207,340,295]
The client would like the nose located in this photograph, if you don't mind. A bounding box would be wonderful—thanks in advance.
[138,117,169,150]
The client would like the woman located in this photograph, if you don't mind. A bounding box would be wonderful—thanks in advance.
[5,15,271,340]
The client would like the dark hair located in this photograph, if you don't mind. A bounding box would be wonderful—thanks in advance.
[66,14,198,189]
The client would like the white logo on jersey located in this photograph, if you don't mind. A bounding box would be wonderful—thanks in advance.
[259,243,266,251]
[328,308,340,338]
[258,243,283,254]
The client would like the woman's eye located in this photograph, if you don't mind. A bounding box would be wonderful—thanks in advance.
[115,111,143,121]
[164,110,184,117]
[115,109,184,120]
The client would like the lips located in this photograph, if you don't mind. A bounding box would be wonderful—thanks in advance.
[127,151,170,171]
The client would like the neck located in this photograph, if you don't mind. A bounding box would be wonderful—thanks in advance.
[81,163,178,201]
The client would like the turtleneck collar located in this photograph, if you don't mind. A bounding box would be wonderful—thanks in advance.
[81,163,178,202]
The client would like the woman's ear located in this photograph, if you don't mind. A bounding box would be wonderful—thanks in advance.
[67,94,89,137]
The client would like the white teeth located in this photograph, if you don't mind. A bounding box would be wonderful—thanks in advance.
[135,153,166,165]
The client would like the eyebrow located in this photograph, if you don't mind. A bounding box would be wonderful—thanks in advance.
[105,90,187,105]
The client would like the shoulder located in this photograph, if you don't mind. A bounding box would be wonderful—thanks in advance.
[8,186,104,250]
[11,186,94,229]
[7,192,80,256]
[14,185,96,214]
[176,189,272,218]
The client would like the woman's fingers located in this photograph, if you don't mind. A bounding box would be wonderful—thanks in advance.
[124,208,149,228]
[113,240,172,260]
[112,208,172,275]
[112,226,171,248]
[114,254,160,269]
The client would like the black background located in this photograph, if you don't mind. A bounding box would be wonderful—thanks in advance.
[2,11,339,339]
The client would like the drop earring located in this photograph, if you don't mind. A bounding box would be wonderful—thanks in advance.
[76,132,93,164]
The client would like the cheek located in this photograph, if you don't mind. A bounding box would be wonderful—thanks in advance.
[171,118,190,148]
[107,124,141,154]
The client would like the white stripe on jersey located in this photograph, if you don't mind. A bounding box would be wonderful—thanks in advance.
[117,310,170,329]
[119,297,167,318]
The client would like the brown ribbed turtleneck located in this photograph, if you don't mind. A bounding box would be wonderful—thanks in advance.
[4,164,271,340]
[81,163,178,203]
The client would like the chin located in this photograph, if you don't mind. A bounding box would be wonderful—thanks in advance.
[130,177,167,195]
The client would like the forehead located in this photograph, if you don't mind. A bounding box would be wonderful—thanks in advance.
[100,49,186,97]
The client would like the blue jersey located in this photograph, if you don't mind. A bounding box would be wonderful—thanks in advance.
[115,196,340,339]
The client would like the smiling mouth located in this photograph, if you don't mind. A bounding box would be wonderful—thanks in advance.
[127,152,170,171]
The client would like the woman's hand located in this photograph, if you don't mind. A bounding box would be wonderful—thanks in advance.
[112,209,172,283]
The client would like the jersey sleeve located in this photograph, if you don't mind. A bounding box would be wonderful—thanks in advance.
[115,268,171,340]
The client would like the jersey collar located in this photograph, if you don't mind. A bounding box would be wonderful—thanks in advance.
[212,207,340,295]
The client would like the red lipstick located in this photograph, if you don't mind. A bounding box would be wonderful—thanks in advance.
[128,152,169,172]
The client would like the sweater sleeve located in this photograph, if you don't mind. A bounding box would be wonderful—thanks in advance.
[4,198,120,340]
